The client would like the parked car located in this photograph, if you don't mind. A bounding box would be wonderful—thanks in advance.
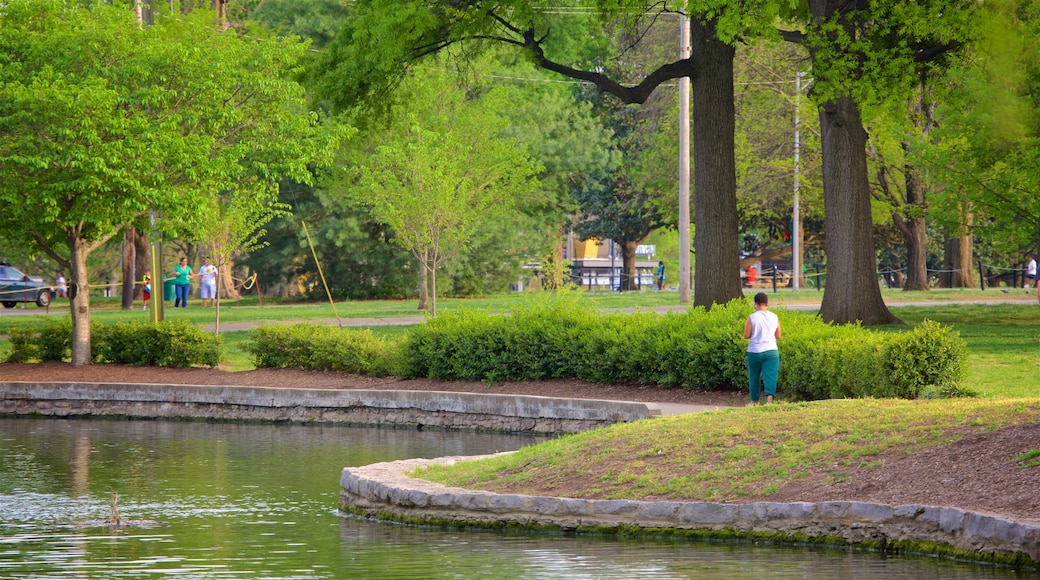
[0,262,52,308]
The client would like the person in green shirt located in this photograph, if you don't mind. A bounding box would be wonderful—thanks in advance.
[170,257,194,308]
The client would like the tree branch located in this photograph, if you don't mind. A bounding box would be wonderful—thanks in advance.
[914,41,962,63]
[522,28,695,104]
[776,28,806,44]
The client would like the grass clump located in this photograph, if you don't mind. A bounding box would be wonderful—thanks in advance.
[1015,449,1040,468]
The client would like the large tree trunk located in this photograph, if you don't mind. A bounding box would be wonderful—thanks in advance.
[218,262,238,299]
[943,216,976,288]
[67,232,93,366]
[621,240,639,291]
[895,164,929,291]
[900,88,935,292]
[690,19,743,309]
[817,96,900,325]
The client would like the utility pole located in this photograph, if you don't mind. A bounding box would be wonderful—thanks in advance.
[792,71,804,290]
[678,14,692,304]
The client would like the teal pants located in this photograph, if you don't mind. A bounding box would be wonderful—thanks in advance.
[746,349,780,402]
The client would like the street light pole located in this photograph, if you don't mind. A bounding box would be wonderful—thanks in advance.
[792,70,804,290]
[790,71,807,293]
[678,14,692,304]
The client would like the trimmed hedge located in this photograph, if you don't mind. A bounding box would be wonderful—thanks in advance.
[397,295,969,400]
[242,293,970,401]
[5,318,222,368]
[245,324,397,377]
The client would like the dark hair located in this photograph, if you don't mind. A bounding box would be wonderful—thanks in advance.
[754,292,769,306]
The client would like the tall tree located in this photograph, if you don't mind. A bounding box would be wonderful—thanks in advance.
[778,0,975,323]
[733,42,824,285]
[312,1,794,309]
[867,86,938,292]
[0,1,335,364]
[572,91,670,291]
[349,66,541,316]
[929,0,1040,274]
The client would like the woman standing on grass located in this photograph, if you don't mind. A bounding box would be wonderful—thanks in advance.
[744,292,781,405]
[170,257,193,308]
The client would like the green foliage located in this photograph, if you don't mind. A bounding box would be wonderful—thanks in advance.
[344,62,541,314]
[6,319,221,367]
[1015,449,1040,468]
[400,291,604,381]
[246,323,397,376]
[396,294,969,400]
[93,320,222,368]
[780,322,889,400]
[879,319,968,398]
[5,318,75,363]
[0,0,340,363]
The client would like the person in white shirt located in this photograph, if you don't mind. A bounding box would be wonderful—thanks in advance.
[743,292,782,406]
[1026,256,1036,288]
[55,273,67,298]
[199,256,218,307]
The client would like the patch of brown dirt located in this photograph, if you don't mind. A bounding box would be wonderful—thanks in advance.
[762,423,1040,524]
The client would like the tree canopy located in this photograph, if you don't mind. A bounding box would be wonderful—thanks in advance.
[346,64,541,316]
[0,0,338,363]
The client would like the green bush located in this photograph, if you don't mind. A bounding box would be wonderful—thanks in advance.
[6,318,222,368]
[6,318,75,362]
[878,319,968,399]
[246,323,397,376]
[152,321,223,368]
[394,294,970,401]
[5,324,42,363]
[239,293,971,401]
[401,292,597,382]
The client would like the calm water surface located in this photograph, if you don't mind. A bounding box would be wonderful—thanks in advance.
[0,417,1030,579]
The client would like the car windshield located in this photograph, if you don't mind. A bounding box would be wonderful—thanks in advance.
[0,266,22,281]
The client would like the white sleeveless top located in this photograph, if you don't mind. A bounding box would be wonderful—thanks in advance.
[747,310,779,354]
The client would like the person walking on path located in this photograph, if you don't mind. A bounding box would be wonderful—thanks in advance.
[744,292,781,406]
[199,256,218,307]
[1027,255,1037,288]
[170,257,193,308]
[55,273,67,298]
[655,261,666,291]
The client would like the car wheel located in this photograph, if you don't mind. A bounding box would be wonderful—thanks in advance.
[2,302,15,309]
[36,289,51,308]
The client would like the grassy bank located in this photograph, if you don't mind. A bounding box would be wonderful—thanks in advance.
[417,397,1040,502]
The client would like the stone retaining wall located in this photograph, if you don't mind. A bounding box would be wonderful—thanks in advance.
[341,456,1040,567]
[0,382,658,434]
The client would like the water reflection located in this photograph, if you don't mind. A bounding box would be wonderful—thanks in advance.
[0,417,1029,579]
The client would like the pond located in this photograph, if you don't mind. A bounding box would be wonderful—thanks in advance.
[0,417,1029,579]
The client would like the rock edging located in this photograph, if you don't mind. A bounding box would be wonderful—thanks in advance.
[0,382,658,434]
[340,455,1040,568]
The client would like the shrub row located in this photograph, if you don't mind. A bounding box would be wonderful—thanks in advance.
[399,294,970,400]
[5,318,222,368]
[11,294,966,400]
[244,293,969,400]
[246,323,397,377]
